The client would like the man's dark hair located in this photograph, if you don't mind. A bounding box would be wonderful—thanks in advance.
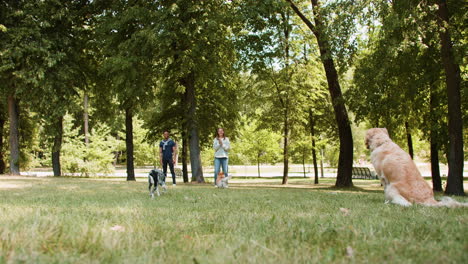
[163,130,170,134]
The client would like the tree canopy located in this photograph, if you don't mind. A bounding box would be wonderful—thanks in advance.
[0,0,465,194]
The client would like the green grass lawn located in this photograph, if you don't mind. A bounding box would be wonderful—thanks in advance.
[0,176,467,264]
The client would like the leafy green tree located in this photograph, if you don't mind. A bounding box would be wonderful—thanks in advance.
[60,114,117,176]
[97,0,158,181]
[151,0,240,182]
[236,116,282,177]
[286,0,357,187]
[236,2,326,184]
[290,136,313,178]
[0,0,91,175]
[0,0,39,174]
[434,0,465,196]
[348,0,465,194]
[0,1,56,174]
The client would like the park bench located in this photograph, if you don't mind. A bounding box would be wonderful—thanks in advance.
[352,167,376,180]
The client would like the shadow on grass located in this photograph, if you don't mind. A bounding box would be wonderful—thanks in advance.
[229,183,383,194]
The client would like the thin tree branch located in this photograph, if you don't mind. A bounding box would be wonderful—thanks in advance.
[285,0,317,35]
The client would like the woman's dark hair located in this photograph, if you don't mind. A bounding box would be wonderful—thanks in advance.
[216,128,226,138]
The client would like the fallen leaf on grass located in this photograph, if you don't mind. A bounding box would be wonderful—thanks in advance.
[339,208,350,216]
[110,225,125,232]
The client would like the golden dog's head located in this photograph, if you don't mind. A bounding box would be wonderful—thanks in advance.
[365,128,390,150]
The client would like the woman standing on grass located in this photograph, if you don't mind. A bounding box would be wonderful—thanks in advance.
[213,128,230,186]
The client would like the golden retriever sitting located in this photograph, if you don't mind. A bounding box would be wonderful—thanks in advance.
[365,128,466,207]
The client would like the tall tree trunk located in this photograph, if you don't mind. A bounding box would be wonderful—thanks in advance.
[257,154,261,177]
[302,151,306,178]
[183,73,204,183]
[429,83,443,192]
[309,109,319,184]
[279,10,291,185]
[287,0,353,187]
[8,95,20,175]
[436,0,464,196]
[430,135,443,192]
[180,93,189,183]
[125,107,135,181]
[181,130,189,183]
[405,122,414,159]
[282,109,289,184]
[0,115,5,174]
[113,134,120,166]
[320,148,324,178]
[83,93,89,147]
[52,116,63,176]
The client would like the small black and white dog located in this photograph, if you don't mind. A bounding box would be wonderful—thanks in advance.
[148,169,167,198]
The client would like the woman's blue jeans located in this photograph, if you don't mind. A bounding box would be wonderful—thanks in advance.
[214,157,228,183]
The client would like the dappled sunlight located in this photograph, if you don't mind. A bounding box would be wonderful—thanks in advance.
[0,182,33,189]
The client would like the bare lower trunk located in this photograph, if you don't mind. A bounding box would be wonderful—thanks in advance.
[282,110,289,185]
[113,134,120,166]
[405,122,414,159]
[83,93,89,147]
[436,0,464,196]
[184,73,204,183]
[309,109,319,184]
[257,155,261,177]
[430,137,443,192]
[52,116,63,176]
[320,148,324,178]
[125,107,135,181]
[429,84,443,192]
[8,95,20,175]
[180,93,189,183]
[181,130,189,183]
[302,153,306,178]
[0,116,5,174]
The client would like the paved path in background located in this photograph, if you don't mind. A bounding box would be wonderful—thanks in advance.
[18,163,468,178]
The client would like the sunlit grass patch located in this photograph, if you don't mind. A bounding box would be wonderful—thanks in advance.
[0,176,467,263]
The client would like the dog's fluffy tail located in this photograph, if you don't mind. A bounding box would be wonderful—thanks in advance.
[425,197,468,208]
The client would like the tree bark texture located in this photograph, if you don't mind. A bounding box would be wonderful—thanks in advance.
[52,116,63,177]
[282,109,289,185]
[183,73,204,183]
[430,136,443,192]
[0,116,5,174]
[181,131,189,183]
[83,93,89,147]
[180,92,189,183]
[309,109,319,184]
[405,122,414,159]
[257,155,261,177]
[429,85,443,192]
[8,95,20,175]
[436,0,464,196]
[287,0,353,187]
[125,107,135,181]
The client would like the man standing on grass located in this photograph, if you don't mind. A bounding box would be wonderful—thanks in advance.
[159,130,178,186]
